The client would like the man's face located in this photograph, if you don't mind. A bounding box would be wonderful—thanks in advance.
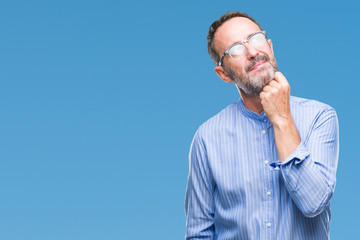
[214,17,278,96]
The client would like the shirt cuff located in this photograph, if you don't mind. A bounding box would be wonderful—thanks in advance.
[269,142,310,169]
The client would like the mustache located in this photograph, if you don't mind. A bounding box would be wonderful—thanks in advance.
[246,55,270,72]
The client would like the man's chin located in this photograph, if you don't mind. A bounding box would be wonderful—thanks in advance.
[238,84,263,97]
[228,64,276,97]
[252,68,275,86]
[250,77,270,91]
[243,75,273,96]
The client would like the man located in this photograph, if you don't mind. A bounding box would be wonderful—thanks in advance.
[185,11,339,239]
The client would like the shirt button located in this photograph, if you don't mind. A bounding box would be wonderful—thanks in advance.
[267,191,271,196]
[264,160,269,165]
[267,222,271,228]
[262,130,266,135]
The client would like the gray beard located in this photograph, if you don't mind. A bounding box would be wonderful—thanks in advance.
[224,55,278,97]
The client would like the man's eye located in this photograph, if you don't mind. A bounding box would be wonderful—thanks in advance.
[230,45,244,56]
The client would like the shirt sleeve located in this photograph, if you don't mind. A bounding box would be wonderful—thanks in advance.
[185,130,215,239]
[270,108,339,218]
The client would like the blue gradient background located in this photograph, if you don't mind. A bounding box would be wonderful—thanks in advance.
[0,0,357,239]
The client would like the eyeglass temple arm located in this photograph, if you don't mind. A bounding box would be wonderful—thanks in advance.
[218,54,227,66]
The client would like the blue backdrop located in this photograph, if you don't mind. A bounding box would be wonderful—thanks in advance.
[0,0,358,239]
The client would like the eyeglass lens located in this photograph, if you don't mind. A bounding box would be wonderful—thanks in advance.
[229,33,266,59]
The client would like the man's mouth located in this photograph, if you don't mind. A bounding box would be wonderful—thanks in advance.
[249,61,266,72]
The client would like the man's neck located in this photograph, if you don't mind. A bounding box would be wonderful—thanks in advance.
[239,89,264,114]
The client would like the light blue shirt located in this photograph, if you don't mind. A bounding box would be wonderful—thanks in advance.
[185,96,339,239]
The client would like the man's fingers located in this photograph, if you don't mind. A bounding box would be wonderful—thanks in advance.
[262,85,274,93]
[259,91,268,100]
[263,80,280,93]
[274,72,288,85]
[268,80,280,88]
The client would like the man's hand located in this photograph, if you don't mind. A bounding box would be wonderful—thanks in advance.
[260,71,291,126]
[260,71,301,162]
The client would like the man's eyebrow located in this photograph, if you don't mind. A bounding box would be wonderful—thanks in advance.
[228,40,243,47]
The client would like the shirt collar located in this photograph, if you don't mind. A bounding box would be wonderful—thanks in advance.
[237,98,268,122]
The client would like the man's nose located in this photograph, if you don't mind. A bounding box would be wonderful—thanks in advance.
[244,42,259,59]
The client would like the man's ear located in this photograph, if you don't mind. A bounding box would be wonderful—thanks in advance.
[214,66,233,83]
[267,39,274,55]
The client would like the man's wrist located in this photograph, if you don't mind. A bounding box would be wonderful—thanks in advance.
[270,114,293,130]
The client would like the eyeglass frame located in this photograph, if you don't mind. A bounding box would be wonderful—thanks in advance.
[218,31,267,66]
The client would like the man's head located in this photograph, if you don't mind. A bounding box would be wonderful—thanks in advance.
[207,11,278,96]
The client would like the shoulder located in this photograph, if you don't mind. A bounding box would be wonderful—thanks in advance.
[290,96,333,109]
[290,96,336,116]
[195,100,240,139]
[290,96,338,135]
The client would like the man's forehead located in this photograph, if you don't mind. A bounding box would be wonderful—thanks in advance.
[214,17,261,52]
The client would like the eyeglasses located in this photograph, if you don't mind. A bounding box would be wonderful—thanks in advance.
[218,31,267,66]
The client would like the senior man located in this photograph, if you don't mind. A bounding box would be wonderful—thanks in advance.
[185,11,339,239]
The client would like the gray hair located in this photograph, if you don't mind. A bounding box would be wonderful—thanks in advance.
[207,11,262,66]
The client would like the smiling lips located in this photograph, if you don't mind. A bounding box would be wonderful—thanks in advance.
[250,61,266,71]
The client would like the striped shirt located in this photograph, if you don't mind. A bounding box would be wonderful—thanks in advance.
[185,96,339,240]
